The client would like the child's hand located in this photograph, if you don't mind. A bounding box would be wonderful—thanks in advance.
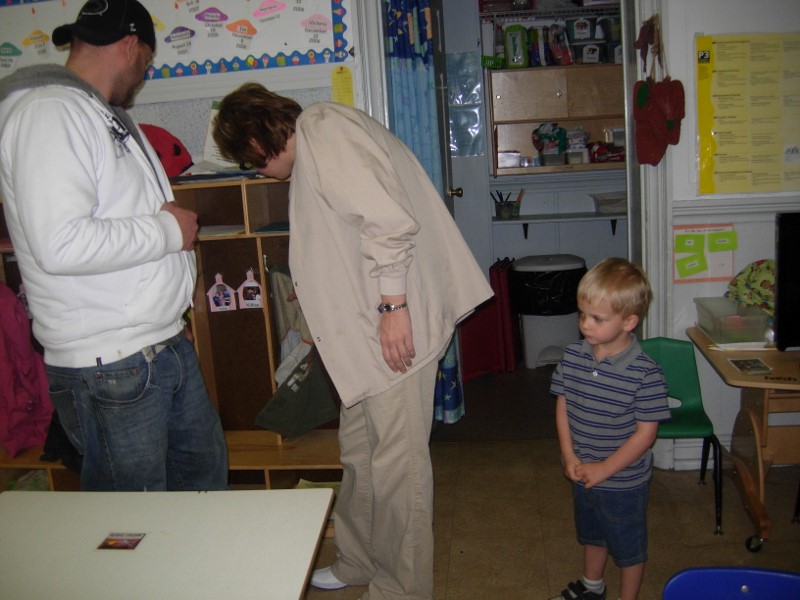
[575,462,610,488]
[562,455,582,482]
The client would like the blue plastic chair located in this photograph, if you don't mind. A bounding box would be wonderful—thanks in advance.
[640,337,723,534]
[663,567,800,599]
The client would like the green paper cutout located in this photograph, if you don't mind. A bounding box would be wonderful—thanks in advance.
[675,233,705,254]
[676,253,709,278]
[707,230,738,252]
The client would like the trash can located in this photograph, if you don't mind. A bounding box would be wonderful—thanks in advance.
[509,254,586,368]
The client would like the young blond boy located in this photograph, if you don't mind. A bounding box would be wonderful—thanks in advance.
[550,257,670,600]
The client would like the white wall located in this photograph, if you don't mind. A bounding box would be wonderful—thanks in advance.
[650,0,800,468]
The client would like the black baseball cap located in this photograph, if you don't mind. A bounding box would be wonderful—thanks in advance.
[52,0,155,51]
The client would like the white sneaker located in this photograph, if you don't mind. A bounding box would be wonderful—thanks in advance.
[310,566,348,590]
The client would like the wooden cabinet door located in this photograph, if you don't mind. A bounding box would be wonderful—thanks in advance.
[490,68,568,122]
[567,65,624,117]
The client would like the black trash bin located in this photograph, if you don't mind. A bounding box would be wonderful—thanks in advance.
[509,254,586,368]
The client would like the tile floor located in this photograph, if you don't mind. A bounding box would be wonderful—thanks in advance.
[303,438,800,600]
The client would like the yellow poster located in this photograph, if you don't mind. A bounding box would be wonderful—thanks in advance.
[696,33,800,195]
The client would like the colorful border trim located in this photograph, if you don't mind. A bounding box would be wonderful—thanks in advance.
[1,0,349,81]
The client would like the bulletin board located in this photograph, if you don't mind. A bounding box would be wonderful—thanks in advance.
[673,223,736,283]
[0,0,352,100]
[696,32,800,195]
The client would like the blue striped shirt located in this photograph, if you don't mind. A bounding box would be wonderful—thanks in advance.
[551,336,671,491]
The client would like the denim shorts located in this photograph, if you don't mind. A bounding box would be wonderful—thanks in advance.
[572,482,649,567]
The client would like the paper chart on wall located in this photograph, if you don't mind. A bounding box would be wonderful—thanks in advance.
[696,33,800,195]
[0,0,351,81]
[673,223,737,283]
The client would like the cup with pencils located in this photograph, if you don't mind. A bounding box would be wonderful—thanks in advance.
[492,189,525,219]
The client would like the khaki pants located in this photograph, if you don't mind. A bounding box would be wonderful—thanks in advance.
[331,359,438,600]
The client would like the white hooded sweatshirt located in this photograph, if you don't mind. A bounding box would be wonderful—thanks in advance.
[0,65,194,368]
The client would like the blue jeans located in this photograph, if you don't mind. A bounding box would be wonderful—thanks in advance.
[46,334,228,491]
[572,482,649,567]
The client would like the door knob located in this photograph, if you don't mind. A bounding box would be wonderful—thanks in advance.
[447,187,463,198]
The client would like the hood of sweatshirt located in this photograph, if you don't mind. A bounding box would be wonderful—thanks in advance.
[0,64,146,152]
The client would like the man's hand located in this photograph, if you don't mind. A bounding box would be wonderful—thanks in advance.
[379,296,415,373]
[161,202,198,251]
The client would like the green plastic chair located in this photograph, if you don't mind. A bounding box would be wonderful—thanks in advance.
[640,337,723,534]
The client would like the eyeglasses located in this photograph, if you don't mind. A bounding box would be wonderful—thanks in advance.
[239,158,268,171]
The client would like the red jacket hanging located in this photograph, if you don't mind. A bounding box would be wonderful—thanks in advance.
[0,282,53,457]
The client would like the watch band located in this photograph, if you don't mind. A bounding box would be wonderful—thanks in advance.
[377,302,408,314]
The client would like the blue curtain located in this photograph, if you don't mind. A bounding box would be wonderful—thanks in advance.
[384,0,464,424]
[385,0,442,190]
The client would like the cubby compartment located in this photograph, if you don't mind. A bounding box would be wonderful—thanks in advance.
[244,180,290,234]
[192,236,277,429]
[172,181,247,239]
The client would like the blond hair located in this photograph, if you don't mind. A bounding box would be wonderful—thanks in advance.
[577,257,653,319]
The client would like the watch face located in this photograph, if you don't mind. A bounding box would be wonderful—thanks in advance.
[377,302,406,313]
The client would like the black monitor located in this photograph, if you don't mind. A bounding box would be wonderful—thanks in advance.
[774,211,800,351]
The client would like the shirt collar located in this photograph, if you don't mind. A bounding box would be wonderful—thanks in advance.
[578,334,641,372]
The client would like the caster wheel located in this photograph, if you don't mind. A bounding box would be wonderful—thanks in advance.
[745,535,763,553]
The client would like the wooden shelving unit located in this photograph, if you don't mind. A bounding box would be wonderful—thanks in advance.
[488,63,625,176]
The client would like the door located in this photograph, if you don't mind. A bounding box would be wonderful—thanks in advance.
[433,0,493,275]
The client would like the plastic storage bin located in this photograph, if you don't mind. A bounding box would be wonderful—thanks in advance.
[694,297,769,344]
[510,254,586,368]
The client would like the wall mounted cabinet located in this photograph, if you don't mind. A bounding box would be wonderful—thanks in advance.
[489,64,625,175]
[475,3,629,267]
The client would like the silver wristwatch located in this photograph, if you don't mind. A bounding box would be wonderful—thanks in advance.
[377,302,408,314]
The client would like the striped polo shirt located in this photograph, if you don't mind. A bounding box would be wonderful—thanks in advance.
[551,336,671,491]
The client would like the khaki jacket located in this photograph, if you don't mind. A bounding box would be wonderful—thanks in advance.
[289,103,492,406]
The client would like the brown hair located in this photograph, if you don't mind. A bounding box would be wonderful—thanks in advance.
[577,257,653,320]
[212,82,302,168]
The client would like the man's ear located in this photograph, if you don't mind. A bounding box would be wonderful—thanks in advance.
[623,313,640,333]
[121,34,140,60]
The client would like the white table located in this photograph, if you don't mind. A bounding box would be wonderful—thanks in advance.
[0,488,333,599]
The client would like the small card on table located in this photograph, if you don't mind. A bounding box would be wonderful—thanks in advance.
[728,358,772,375]
[97,533,146,550]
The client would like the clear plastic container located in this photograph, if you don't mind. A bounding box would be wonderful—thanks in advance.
[694,297,769,344]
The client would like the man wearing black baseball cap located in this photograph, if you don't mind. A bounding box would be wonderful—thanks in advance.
[0,0,229,492]
[53,0,156,52]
